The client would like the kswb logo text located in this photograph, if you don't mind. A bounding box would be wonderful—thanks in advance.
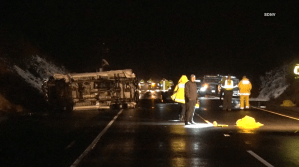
[264,13,276,16]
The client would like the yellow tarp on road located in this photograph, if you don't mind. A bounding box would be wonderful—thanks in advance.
[236,115,263,131]
[280,100,296,107]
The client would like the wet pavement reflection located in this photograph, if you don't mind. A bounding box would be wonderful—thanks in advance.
[3,97,299,166]
[79,98,297,167]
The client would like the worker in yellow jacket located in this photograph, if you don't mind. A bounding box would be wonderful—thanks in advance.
[147,78,153,90]
[171,75,188,121]
[238,76,252,109]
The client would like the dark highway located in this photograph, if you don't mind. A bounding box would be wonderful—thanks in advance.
[1,1,298,167]
[1,97,299,167]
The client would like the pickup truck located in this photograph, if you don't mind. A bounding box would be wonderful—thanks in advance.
[198,74,239,97]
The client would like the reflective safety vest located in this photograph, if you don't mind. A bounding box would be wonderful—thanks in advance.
[139,79,145,89]
[171,75,188,103]
[238,78,252,95]
[147,79,153,90]
[160,79,171,91]
[147,79,153,84]
[139,79,145,85]
[222,79,234,90]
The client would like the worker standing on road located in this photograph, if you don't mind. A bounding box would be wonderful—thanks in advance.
[147,78,153,91]
[171,75,188,121]
[160,78,171,91]
[185,74,197,125]
[221,75,235,111]
[139,79,145,89]
[219,76,226,101]
[238,76,252,109]
[160,78,171,102]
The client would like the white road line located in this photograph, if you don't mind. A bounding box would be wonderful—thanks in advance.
[70,109,123,167]
[252,106,299,121]
[247,150,274,167]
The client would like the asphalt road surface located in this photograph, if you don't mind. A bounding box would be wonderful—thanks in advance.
[1,98,299,167]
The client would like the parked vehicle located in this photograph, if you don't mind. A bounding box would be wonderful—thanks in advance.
[198,74,239,97]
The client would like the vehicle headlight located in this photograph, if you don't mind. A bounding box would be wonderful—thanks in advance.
[200,87,207,91]
[203,84,208,88]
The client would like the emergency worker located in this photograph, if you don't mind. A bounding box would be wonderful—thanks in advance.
[171,75,188,121]
[160,78,171,102]
[160,78,171,92]
[238,76,252,109]
[147,78,153,90]
[139,79,145,89]
[219,76,226,101]
[221,75,235,111]
[185,74,197,125]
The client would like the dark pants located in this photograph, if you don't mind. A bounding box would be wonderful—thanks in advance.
[161,92,168,102]
[179,103,186,119]
[223,90,233,110]
[219,88,223,101]
[185,100,196,123]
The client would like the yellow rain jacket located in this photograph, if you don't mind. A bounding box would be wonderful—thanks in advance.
[238,77,252,95]
[171,75,188,103]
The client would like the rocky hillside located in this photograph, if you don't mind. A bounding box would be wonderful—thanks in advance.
[0,54,67,113]
[257,58,299,106]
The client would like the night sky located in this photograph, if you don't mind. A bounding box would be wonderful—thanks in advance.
[1,1,299,84]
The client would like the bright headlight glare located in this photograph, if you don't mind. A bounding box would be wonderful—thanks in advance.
[200,87,207,91]
[203,84,208,88]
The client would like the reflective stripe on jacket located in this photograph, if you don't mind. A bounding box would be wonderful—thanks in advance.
[160,80,171,91]
[238,78,252,95]
[171,75,188,103]
[222,79,234,90]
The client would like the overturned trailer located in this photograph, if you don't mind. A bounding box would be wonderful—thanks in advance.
[42,69,139,111]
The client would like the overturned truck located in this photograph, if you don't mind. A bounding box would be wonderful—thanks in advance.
[42,69,139,111]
